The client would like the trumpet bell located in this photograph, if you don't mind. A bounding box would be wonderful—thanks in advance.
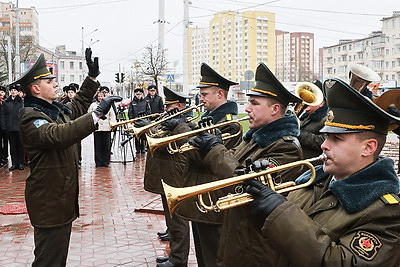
[295,82,324,106]
[373,89,400,131]
[349,63,380,92]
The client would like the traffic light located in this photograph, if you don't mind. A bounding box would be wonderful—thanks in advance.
[115,73,120,83]
[120,73,125,83]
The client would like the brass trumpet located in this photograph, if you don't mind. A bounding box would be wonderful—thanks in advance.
[146,116,248,155]
[162,154,326,215]
[294,82,324,115]
[130,103,204,138]
[110,113,161,131]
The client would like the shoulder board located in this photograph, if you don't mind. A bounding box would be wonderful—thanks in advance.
[380,193,400,205]
[282,135,296,141]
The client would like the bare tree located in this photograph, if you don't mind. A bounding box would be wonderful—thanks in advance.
[0,32,36,82]
[140,44,169,87]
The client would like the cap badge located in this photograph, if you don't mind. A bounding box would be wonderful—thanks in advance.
[325,80,336,89]
[326,110,334,122]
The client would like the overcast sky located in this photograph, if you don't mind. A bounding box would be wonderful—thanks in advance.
[18,0,399,85]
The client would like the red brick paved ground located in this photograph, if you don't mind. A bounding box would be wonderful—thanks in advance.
[0,133,197,266]
[1,133,399,266]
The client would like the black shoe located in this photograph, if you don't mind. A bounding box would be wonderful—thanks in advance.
[18,164,24,170]
[159,233,170,241]
[8,165,17,171]
[156,260,187,267]
[156,256,169,263]
[157,230,168,236]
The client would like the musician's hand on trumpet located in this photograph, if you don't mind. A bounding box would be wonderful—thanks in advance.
[188,128,222,154]
[244,179,286,220]
[161,114,187,131]
[133,118,151,128]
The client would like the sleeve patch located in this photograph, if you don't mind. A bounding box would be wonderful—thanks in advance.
[226,114,232,121]
[350,231,382,261]
[33,119,49,128]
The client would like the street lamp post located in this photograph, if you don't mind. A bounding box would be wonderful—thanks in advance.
[81,27,98,81]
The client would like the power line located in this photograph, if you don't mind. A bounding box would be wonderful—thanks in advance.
[36,0,131,13]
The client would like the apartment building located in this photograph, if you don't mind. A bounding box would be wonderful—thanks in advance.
[275,30,314,82]
[321,11,400,88]
[0,2,39,45]
[188,10,276,87]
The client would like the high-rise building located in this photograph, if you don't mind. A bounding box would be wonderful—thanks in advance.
[188,10,276,87]
[275,31,314,82]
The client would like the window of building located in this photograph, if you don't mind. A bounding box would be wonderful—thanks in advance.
[79,62,83,70]
[70,75,74,82]
[60,61,65,69]
[60,74,65,82]
[70,61,74,69]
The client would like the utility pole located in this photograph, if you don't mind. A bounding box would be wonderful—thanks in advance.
[6,36,12,83]
[158,0,165,51]
[15,0,20,79]
[183,0,190,92]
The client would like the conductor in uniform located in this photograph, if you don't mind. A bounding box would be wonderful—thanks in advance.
[17,50,121,266]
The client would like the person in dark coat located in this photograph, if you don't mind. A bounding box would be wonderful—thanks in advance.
[128,88,150,153]
[144,85,164,115]
[298,79,328,163]
[173,63,242,267]
[1,83,24,170]
[18,50,121,266]
[144,86,194,267]
[0,86,8,167]
[244,78,400,266]
[59,85,76,104]
[187,62,304,267]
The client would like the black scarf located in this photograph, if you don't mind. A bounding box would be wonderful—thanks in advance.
[243,114,300,148]
[24,95,72,121]
[295,157,400,214]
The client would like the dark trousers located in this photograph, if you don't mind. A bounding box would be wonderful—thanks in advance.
[94,131,112,167]
[0,130,8,161]
[7,131,24,166]
[161,195,190,265]
[32,222,72,267]
[192,221,221,267]
[134,137,146,153]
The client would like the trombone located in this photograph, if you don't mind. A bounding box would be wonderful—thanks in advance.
[110,113,161,131]
[131,103,204,138]
[146,116,248,155]
[294,82,324,115]
[162,154,326,215]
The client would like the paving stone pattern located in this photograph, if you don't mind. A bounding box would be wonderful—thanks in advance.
[1,133,399,266]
